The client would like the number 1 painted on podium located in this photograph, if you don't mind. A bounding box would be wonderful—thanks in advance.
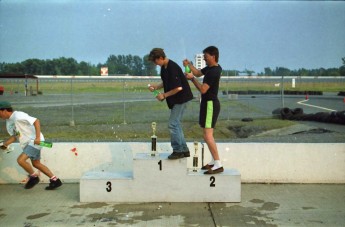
[158,160,162,171]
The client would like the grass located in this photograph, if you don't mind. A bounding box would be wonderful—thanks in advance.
[4,118,294,142]
[1,77,342,142]
[0,99,296,142]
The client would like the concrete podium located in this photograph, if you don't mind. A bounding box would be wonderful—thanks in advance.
[80,153,241,202]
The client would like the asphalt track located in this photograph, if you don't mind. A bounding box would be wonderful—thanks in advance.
[2,90,343,111]
[233,94,343,114]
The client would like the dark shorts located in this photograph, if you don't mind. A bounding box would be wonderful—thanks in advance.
[199,99,220,128]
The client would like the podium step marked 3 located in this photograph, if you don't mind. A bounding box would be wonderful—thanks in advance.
[80,153,241,202]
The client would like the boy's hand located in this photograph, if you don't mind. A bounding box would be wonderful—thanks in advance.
[183,59,190,67]
[185,72,194,80]
[0,141,7,150]
[156,93,165,102]
[0,145,7,150]
[147,84,156,92]
[0,143,13,153]
[34,138,40,145]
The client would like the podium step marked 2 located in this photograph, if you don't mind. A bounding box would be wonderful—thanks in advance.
[80,153,241,202]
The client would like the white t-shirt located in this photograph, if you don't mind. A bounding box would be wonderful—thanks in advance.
[6,111,44,149]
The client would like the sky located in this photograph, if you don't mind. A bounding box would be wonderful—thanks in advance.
[0,0,344,73]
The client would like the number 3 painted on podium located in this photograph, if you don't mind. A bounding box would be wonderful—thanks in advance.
[106,181,112,192]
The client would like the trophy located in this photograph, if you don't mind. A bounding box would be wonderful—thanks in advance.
[151,122,157,156]
[193,141,199,172]
[201,142,204,167]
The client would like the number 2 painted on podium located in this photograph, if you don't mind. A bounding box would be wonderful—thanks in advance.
[210,176,216,187]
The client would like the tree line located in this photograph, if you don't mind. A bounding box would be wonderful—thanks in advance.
[261,65,345,77]
[0,54,157,76]
[1,55,344,77]
[223,57,345,77]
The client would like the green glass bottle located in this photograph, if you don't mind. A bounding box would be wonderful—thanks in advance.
[152,90,160,97]
[40,141,53,148]
[185,65,191,73]
[148,84,160,97]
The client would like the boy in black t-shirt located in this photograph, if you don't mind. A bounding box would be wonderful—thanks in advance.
[148,48,194,159]
[184,46,224,174]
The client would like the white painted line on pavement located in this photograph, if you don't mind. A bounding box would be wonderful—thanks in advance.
[297,100,336,112]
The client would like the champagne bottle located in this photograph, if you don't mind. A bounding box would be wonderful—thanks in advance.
[152,90,159,97]
[148,84,160,97]
[185,65,191,73]
[39,141,53,148]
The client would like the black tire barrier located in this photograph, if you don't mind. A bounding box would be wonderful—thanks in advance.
[272,108,283,116]
[335,111,345,120]
[337,91,345,96]
[280,108,294,120]
[292,108,304,116]
[223,90,323,95]
[274,107,345,125]
[241,118,253,122]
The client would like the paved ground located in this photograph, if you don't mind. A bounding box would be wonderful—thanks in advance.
[0,183,344,226]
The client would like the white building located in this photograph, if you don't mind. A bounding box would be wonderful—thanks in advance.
[194,54,206,70]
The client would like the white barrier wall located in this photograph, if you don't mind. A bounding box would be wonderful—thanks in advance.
[80,153,241,202]
[0,142,344,184]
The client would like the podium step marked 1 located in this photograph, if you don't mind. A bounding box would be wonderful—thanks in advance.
[80,153,241,202]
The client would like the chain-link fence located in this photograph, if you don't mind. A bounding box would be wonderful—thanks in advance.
[1,76,344,142]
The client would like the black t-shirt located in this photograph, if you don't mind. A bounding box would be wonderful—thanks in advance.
[201,65,222,101]
[160,59,193,109]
